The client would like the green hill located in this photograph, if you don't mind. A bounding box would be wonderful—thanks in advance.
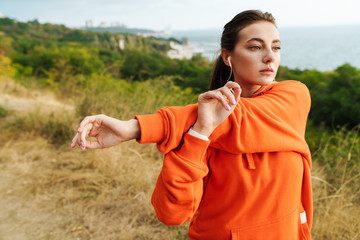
[83,26,156,34]
[0,17,360,129]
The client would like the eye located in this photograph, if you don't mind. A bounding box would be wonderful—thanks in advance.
[273,46,281,52]
[249,46,261,50]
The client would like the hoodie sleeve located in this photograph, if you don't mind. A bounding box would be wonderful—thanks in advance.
[135,104,198,154]
[209,80,311,155]
[135,80,311,155]
[151,132,210,225]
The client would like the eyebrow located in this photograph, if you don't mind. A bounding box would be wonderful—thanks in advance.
[247,38,281,44]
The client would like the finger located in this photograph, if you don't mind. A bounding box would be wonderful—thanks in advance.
[78,115,96,133]
[225,81,241,93]
[71,133,79,148]
[225,81,241,89]
[233,84,242,102]
[219,87,237,106]
[80,123,93,150]
[200,91,231,111]
[225,81,242,103]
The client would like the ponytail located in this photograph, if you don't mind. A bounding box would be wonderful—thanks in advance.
[210,56,234,90]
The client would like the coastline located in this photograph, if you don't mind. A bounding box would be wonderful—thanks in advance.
[161,25,360,71]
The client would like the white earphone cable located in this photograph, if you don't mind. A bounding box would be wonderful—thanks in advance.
[227,57,233,82]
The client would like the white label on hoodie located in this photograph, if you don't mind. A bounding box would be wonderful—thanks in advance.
[300,211,307,224]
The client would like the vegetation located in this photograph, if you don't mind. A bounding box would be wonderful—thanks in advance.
[277,65,360,129]
[0,17,212,92]
[0,18,359,239]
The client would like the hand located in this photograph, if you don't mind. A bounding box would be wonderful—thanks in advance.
[71,114,141,150]
[192,81,241,137]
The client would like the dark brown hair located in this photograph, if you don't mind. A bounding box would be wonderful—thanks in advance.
[210,10,276,90]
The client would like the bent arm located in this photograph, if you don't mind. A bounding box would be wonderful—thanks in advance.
[151,133,210,225]
[210,80,311,153]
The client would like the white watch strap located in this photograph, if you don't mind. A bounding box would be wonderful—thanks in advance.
[188,128,210,141]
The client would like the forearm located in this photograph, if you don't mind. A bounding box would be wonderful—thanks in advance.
[106,117,141,143]
[123,118,141,141]
[135,104,198,153]
[210,81,311,153]
[152,133,210,225]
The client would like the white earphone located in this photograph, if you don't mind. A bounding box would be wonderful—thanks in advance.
[227,56,232,68]
[227,56,233,82]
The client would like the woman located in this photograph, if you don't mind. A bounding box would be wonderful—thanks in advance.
[71,10,312,239]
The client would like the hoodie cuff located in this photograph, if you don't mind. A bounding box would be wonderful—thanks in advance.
[176,133,210,165]
[188,128,210,141]
[135,113,165,144]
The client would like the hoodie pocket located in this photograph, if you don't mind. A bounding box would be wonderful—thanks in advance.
[231,205,311,240]
[299,205,311,240]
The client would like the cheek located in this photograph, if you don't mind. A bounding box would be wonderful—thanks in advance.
[275,52,281,64]
[235,53,258,69]
[274,54,281,68]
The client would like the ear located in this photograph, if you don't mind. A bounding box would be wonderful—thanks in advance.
[221,49,231,67]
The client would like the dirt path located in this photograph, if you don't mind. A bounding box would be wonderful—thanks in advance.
[0,93,74,113]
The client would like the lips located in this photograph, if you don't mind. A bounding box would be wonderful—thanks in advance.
[260,67,274,73]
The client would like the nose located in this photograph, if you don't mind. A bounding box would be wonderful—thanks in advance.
[263,48,275,64]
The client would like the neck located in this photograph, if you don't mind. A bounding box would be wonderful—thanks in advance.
[239,83,262,98]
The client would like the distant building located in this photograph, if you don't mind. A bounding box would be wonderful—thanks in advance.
[85,20,93,28]
[119,39,125,50]
[99,22,107,28]
[111,21,126,27]
[137,32,157,37]
[167,40,195,60]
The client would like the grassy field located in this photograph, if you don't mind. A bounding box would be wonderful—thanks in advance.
[0,76,359,239]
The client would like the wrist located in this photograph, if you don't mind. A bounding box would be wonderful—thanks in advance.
[192,122,214,137]
[188,128,210,141]
[127,119,141,140]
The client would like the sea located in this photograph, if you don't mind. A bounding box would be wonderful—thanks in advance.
[161,25,360,72]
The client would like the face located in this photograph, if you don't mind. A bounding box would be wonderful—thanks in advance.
[226,21,281,93]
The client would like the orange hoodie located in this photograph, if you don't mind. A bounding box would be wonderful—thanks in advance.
[135,80,312,240]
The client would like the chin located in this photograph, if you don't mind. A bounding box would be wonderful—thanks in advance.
[257,78,275,86]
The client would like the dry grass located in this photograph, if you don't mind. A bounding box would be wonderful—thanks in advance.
[0,135,188,240]
[312,161,360,240]
[310,127,360,240]
[0,77,359,239]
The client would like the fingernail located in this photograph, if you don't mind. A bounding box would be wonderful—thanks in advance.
[78,128,81,132]
[226,104,231,110]
[231,99,236,105]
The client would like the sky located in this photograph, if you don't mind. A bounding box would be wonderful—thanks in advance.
[1,0,360,31]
